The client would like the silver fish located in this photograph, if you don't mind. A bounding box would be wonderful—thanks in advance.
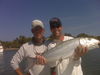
[43,37,100,66]
[25,37,100,71]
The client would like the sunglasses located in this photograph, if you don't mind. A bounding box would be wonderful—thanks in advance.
[33,26,44,32]
[50,24,62,28]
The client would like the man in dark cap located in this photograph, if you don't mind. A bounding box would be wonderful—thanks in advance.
[47,17,87,75]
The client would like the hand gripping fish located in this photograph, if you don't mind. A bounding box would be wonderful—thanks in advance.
[25,37,100,71]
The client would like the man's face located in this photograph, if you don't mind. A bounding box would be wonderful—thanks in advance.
[32,26,44,39]
[51,26,62,37]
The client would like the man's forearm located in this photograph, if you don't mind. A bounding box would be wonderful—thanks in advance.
[15,68,24,75]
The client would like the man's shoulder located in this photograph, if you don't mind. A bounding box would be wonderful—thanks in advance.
[64,35,74,40]
[44,37,52,46]
[45,35,74,42]
[64,35,74,38]
[22,41,33,47]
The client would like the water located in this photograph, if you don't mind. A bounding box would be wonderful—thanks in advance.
[0,48,100,75]
[82,48,100,75]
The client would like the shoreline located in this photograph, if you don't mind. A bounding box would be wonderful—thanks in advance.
[4,48,19,51]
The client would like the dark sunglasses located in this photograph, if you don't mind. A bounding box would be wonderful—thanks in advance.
[33,26,44,31]
[51,25,61,28]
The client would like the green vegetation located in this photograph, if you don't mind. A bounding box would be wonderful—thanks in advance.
[0,33,100,49]
[1,35,32,49]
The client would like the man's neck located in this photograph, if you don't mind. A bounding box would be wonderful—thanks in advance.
[32,37,44,45]
[52,34,64,41]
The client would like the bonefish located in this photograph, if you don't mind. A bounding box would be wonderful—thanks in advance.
[25,37,100,71]
[44,37,100,63]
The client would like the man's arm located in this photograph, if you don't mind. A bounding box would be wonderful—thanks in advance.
[10,46,25,75]
[15,68,24,75]
[15,68,31,75]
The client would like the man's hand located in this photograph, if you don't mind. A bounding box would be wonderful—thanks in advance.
[15,68,24,75]
[74,45,88,60]
[36,55,47,65]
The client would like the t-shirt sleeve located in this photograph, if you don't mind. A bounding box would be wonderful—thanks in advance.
[10,45,25,70]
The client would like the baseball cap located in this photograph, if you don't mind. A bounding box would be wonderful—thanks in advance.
[32,20,44,29]
[49,17,62,28]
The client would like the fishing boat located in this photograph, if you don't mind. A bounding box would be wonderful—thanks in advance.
[0,43,3,53]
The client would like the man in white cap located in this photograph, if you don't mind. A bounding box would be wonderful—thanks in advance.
[11,20,50,75]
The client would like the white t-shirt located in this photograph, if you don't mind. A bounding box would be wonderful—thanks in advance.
[47,36,83,75]
[11,41,50,75]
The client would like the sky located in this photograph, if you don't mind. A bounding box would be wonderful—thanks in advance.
[0,0,100,41]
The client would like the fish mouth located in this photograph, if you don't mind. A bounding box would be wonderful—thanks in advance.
[98,42,100,47]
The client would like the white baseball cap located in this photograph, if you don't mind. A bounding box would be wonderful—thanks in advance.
[32,20,44,29]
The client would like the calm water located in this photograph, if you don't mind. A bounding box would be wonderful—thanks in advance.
[0,48,100,75]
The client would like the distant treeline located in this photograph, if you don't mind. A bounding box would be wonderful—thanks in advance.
[0,33,100,49]
[0,36,32,49]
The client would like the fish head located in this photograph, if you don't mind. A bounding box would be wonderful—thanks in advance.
[80,38,100,49]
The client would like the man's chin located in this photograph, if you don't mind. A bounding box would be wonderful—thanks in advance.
[37,36,43,39]
[54,33,60,36]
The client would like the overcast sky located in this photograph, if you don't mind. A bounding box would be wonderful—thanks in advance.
[0,0,100,41]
